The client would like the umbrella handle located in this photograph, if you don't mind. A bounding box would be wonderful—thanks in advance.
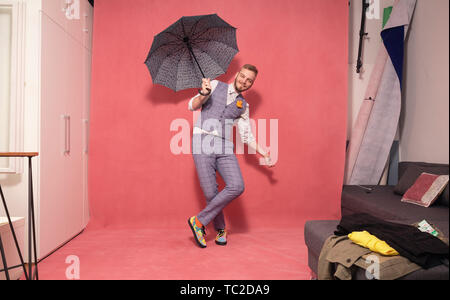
[199,88,211,96]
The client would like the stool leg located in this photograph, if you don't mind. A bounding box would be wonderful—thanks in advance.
[28,157,38,280]
[28,183,32,279]
[0,234,11,280]
[0,185,28,280]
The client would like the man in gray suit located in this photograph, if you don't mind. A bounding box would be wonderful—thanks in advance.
[188,64,274,248]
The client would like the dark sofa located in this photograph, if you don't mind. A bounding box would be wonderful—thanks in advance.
[304,162,449,280]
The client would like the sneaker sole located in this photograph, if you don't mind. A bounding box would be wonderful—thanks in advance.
[188,218,206,248]
[215,240,227,246]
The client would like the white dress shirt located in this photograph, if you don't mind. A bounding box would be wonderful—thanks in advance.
[188,80,256,144]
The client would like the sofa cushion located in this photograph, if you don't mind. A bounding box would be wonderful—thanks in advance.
[396,162,449,207]
[440,185,449,207]
[341,185,449,237]
[398,162,449,182]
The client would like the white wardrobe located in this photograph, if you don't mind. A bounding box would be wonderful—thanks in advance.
[0,0,93,260]
[38,0,93,259]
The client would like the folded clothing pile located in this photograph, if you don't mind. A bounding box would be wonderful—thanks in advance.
[335,213,449,269]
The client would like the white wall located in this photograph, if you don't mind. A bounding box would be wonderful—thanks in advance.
[348,0,449,164]
[0,0,41,230]
[0,7,12,166]
[0,0,41,264]
[400,0,449,163]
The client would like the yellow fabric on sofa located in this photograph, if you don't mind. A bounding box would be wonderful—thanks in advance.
[348,231,399,256]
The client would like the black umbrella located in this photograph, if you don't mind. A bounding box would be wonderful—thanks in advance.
[145,14,239,92]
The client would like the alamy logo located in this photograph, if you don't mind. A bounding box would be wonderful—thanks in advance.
[366,0,380,20]
[365,255,380,280]
[65,255,80,280]
[169,112,278,166]
[63,0,80,20]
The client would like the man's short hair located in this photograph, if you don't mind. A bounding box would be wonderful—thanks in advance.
[242,64,258,76]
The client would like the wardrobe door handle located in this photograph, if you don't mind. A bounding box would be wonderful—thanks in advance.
[62,115,70,155]
[66,115,71,155]
[83,119,89,154]
[61,115,67,155]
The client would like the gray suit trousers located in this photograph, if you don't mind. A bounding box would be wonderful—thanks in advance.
[192,134,245,230]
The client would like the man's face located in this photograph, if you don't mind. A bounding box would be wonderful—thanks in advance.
[234,68,256,93]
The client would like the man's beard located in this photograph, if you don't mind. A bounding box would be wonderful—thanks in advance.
[234,78,246,93]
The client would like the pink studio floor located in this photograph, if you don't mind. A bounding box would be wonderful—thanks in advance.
[34,226,310,280]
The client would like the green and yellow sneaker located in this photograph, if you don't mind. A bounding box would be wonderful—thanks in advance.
[215,229,227,246]
[188,216,207,248]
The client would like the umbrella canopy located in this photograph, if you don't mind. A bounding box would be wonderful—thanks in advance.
[145,14,239,92]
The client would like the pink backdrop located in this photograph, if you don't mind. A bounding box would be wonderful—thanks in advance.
[88,0,348,230]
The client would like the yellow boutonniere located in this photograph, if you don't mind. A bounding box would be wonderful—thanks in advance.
[236,100,243,109]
